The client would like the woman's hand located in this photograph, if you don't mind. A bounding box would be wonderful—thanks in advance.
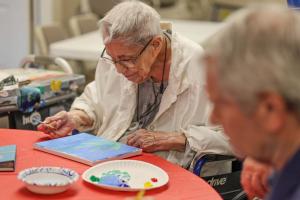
[37,111,76,138]
[126,129,186,152]
[241,157,273,199]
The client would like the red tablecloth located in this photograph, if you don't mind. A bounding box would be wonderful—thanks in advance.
[0,129,222,200]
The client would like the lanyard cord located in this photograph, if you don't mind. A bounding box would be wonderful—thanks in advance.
[137,35,169,122]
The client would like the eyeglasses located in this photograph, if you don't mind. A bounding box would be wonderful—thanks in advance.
[100,38,153,69]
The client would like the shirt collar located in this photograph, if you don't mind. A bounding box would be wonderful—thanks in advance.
[267,149,300,200]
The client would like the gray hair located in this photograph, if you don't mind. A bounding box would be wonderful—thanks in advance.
[205,4,300,115]
[99,0,162,45]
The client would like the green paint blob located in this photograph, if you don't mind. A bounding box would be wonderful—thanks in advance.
[90,175,100,182]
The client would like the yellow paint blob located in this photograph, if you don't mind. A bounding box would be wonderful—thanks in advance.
[144,181,153,188]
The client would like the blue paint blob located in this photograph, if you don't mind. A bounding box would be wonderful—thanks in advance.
[99,174,130,187]
[91,170,131,188]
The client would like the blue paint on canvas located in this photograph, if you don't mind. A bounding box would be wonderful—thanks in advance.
[34,133,141,165]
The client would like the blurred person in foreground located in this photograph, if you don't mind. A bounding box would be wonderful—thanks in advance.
[38,0,231,169]
[204,4,300,200]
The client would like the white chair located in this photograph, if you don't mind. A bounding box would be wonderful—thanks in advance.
[80,0,119,18]
[35,24,69,56]
[69,13,99,83]
[69,13,99,36]
[35,24,84,74]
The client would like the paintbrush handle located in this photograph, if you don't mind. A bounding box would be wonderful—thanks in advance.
[34,119,55,129]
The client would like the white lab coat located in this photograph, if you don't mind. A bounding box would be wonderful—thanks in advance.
[71,32,232,168]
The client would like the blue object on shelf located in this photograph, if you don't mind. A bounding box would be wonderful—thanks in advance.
[17,87,41,113]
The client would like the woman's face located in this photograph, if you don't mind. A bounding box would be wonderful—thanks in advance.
[104,38,160,83]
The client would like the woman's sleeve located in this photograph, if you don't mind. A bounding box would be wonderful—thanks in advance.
[71,81,102,133]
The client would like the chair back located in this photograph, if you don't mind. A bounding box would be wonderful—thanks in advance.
[81,0,118,18]
[35,24,69,56]
[69,13,99,36]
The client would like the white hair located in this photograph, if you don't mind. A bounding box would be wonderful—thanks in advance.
[205,4,300,115]
[99,0,162,45]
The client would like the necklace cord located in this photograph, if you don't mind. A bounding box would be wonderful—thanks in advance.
[137,32,170,122]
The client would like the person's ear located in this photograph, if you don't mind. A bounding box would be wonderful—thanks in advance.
[151,36,163,51]
[255,92,287,133]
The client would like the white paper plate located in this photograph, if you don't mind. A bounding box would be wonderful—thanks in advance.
[82,160,169,191]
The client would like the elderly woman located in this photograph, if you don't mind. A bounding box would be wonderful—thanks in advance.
[38,1,231,168]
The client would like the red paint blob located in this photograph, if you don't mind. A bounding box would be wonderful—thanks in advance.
[151,178,158,182]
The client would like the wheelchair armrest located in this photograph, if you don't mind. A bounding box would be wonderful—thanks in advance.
[193,154,243,176]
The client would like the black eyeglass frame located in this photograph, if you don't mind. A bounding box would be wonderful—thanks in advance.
[100,38,153,68]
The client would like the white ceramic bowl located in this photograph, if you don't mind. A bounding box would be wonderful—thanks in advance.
[18,167,79,195]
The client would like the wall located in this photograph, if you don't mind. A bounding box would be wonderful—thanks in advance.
[34,0,53,25]
[0,0,30,68]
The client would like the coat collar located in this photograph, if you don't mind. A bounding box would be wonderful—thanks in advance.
[118,32,192,126]
[154,32,190,121]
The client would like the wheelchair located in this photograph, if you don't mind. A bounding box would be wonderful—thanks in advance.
[192,154,248,200]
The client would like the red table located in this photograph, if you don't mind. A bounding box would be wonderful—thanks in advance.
[0,129,222,200]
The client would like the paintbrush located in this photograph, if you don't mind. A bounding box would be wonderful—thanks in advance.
[135,190,145,200]
[34,119,56,129]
